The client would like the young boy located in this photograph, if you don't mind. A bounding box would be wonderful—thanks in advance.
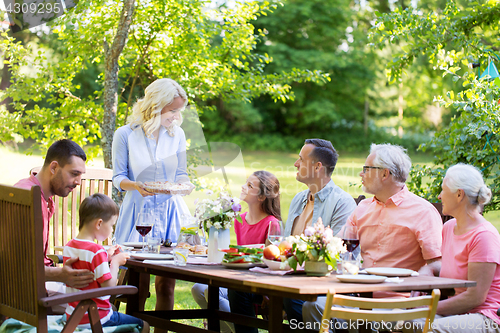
[63,193,149,332]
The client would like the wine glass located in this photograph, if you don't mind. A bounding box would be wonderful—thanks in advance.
[136,212,154,252]
[267,220,283,246]
[342,224,359,260]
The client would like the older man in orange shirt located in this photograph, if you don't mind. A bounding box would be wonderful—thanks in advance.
[301,143,443,330]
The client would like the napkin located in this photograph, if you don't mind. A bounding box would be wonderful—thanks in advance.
[187,257,221,265]
[385,277,404,283]
[411,271,419,277]
[143,260,175,265]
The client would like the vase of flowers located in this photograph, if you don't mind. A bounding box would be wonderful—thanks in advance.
[284,218,346,276]
[194,190,242,262]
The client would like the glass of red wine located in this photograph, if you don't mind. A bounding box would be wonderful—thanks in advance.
[342,224,359,260]
[136,212,154,252]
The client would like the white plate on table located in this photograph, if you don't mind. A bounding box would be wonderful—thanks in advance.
[365,267,415,277]
[337,275,387,284]
[262,258,290,271]
[222,262,264,269]
[130,253,174,260]
[122,242,144,248]
[104,245,133,251]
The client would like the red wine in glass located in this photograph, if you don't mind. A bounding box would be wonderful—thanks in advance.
[342,239,360,253]
[136,225,152,237]
[136,212,154,252]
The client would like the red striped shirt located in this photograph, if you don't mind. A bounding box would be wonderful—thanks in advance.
[63,239,113,326]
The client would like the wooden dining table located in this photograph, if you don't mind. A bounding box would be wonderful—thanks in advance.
[124,256,476,333]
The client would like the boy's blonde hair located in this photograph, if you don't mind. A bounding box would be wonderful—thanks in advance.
[79,193,119,230]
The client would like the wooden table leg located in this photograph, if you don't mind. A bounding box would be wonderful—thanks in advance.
[207,285,221,332]
[126,267,140,316]
[267,295,283,333]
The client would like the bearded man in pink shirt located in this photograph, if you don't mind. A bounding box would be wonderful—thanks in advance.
[14,139,94,292]
[301,143,443,330]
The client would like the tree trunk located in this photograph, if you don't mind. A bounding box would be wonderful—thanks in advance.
[398,81,404,138]
[102,0,136,169]
[364,94,369,136]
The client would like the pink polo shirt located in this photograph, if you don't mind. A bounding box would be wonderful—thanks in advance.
[440,219,500,324]
[234,212,279,245]
[348,185,442,271]
[14,173,55,266]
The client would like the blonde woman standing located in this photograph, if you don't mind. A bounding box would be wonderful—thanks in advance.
[112,78,193,323]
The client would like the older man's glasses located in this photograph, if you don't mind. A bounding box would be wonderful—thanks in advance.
[362,166,385,173]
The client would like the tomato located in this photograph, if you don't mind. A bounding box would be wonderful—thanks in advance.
[220,248,238,253]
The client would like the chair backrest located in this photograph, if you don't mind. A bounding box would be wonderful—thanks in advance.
[320,289,440,333]
[430,202,453,224]
[30,167,114,253]
[354,195,366,205]
[0,184,48,331]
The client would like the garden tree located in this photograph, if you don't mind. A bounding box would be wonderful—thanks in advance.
[0,0,328,167]
[200,0,378,151]
[200,0,457,152]
[371,0,500,211]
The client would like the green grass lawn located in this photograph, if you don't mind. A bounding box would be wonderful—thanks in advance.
[2,144,500,330]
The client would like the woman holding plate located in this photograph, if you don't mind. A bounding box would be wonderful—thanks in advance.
[112,78,193,326]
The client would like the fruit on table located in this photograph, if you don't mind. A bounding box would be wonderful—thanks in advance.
[278,240,292,255]
[263,244,281,260]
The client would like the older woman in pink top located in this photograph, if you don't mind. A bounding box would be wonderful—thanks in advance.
[416,164,500,333]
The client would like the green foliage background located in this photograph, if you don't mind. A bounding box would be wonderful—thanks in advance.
[372,0,500,211]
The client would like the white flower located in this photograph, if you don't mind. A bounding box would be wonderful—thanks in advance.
[323,228,333,239]
[214,222,222,229]
[205,190,214,195]
[298,243,307,252]
[206,220,212,228]
[285,235,299,245]
[213,204,222,213]
[232,198,240,205]
[226,212,235,218]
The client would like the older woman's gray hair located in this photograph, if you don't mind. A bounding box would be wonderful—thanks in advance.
[445,163,492,207]
[370,143,412,184]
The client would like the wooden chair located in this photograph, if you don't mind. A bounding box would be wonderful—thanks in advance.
[430,202,453,224]
[30,167,114,254]
[320,289,440,333]
[0,184,137,333]
[354,195,366,205]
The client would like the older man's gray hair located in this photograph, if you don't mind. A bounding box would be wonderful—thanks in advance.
[370,143,412,184]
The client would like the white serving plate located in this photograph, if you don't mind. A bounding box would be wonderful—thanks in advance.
[365,267,415,277]
[222,262,264,269]
[336,275,387,284]
[130,253,174,260]
[262,258,290,271]
[122,242,144,248]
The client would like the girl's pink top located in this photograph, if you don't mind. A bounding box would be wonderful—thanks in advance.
[234,212,279,245]
[440,218,500,324]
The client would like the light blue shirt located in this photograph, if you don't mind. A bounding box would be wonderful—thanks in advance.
[284,180,356,237]
[112,124,190,244]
